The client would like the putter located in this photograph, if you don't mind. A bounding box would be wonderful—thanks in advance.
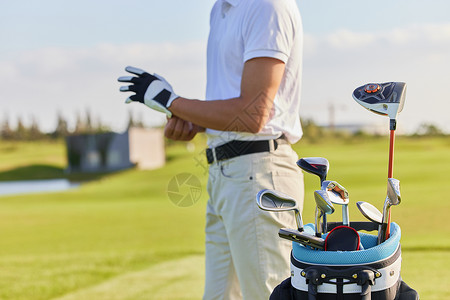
[378,178,401,244]
[278,228,325,250]
[256,189,303,232]
[297,157,330,234]
[313,190,335,237]
[322,180,350,226]
[353,82,406,239]
[356,201,382,225]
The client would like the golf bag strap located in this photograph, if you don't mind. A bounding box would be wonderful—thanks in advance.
[327,221,378,232]
[303,265,377,299]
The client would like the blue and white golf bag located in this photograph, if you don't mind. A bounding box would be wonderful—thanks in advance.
[270,222,419,300]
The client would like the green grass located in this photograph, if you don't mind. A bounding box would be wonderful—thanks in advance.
[0,136,448,299]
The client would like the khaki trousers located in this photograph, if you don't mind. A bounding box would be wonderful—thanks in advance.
[203,144,304,300]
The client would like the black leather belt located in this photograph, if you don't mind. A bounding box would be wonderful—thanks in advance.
[206,136,287,164]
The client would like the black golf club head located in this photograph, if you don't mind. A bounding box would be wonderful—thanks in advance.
[352,82,407,122]
[278,228,325,250]
[297,157,329,183]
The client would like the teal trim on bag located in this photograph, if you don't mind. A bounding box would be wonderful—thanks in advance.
[292,222,401,265]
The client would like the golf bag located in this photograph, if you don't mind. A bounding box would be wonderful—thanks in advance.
[270,222,419,300]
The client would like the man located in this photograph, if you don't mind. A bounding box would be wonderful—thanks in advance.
[118,0,304,298]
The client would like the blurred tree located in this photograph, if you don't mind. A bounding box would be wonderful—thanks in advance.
[0,117,14,140]
[16,117,28,140]
[51,111,69,138]
[29,116,43,140]
[415,123,445,136]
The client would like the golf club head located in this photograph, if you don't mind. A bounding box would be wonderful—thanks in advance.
[322,180,350,226]
[314,190,335,215]
[352,82,407,120]
[387,178,401,206]
[297,157,329,183]
[278,228,325,250]
[356,201,382,225]
[321,180,349,204]
[256,189,303,231]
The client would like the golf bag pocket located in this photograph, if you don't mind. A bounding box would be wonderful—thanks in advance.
[277,222,418,299]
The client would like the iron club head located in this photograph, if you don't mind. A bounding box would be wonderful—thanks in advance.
[356,201,382,225]
[256,189,303,232]
[387,178,401,206]
[313,190,335,236]
[322,180,350,226]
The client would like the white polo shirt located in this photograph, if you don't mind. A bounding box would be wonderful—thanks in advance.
[205,0,303,147]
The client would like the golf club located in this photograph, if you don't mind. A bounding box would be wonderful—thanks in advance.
[378,178,401,244]
[322,180,350,226]
[278,228,325,250]
[353,82,406,240]
[356,201,382,225]
[297,157,330,234]
[313,190,335,237]
[296,157,329,183]
[256,189,303,232]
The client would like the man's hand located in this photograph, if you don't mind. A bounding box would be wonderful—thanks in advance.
[164,116,203,141]
[118,66,179,117]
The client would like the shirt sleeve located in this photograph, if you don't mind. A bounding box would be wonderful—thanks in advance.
[242,0,298,63]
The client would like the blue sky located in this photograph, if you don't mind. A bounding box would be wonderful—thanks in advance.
[1,0,450,133]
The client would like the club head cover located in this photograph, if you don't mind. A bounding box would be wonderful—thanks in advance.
[324,225,360,251]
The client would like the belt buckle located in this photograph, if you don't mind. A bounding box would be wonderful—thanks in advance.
[211,147,218,164]
[207,147,218,164]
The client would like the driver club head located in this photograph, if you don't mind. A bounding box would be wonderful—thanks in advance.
[256,189,303,231]
[297,157,329,183]
[352,82,407,120]
[356,201,382,225]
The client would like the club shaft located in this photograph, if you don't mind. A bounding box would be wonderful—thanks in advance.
[378,197,390,244]
[385,209,391,240]
[315,208,322,237]
[294,210,304,232]
[386,129,396,239]
[388,129,395,178]
[342,205,349,226]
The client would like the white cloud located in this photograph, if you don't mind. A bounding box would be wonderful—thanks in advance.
[301,23,450,133]
[1,23,450,134]
[0,41,207,132]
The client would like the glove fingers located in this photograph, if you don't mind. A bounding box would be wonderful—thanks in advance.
[118,76,135,83]
[119,85,131,92]
[125,66,148,76]
[119,84,140,93]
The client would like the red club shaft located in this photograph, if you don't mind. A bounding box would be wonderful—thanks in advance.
[386,129,396,239]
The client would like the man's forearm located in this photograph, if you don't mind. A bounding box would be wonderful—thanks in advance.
[170,95,273,133]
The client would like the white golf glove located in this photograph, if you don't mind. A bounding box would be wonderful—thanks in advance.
[118,66,179,117]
